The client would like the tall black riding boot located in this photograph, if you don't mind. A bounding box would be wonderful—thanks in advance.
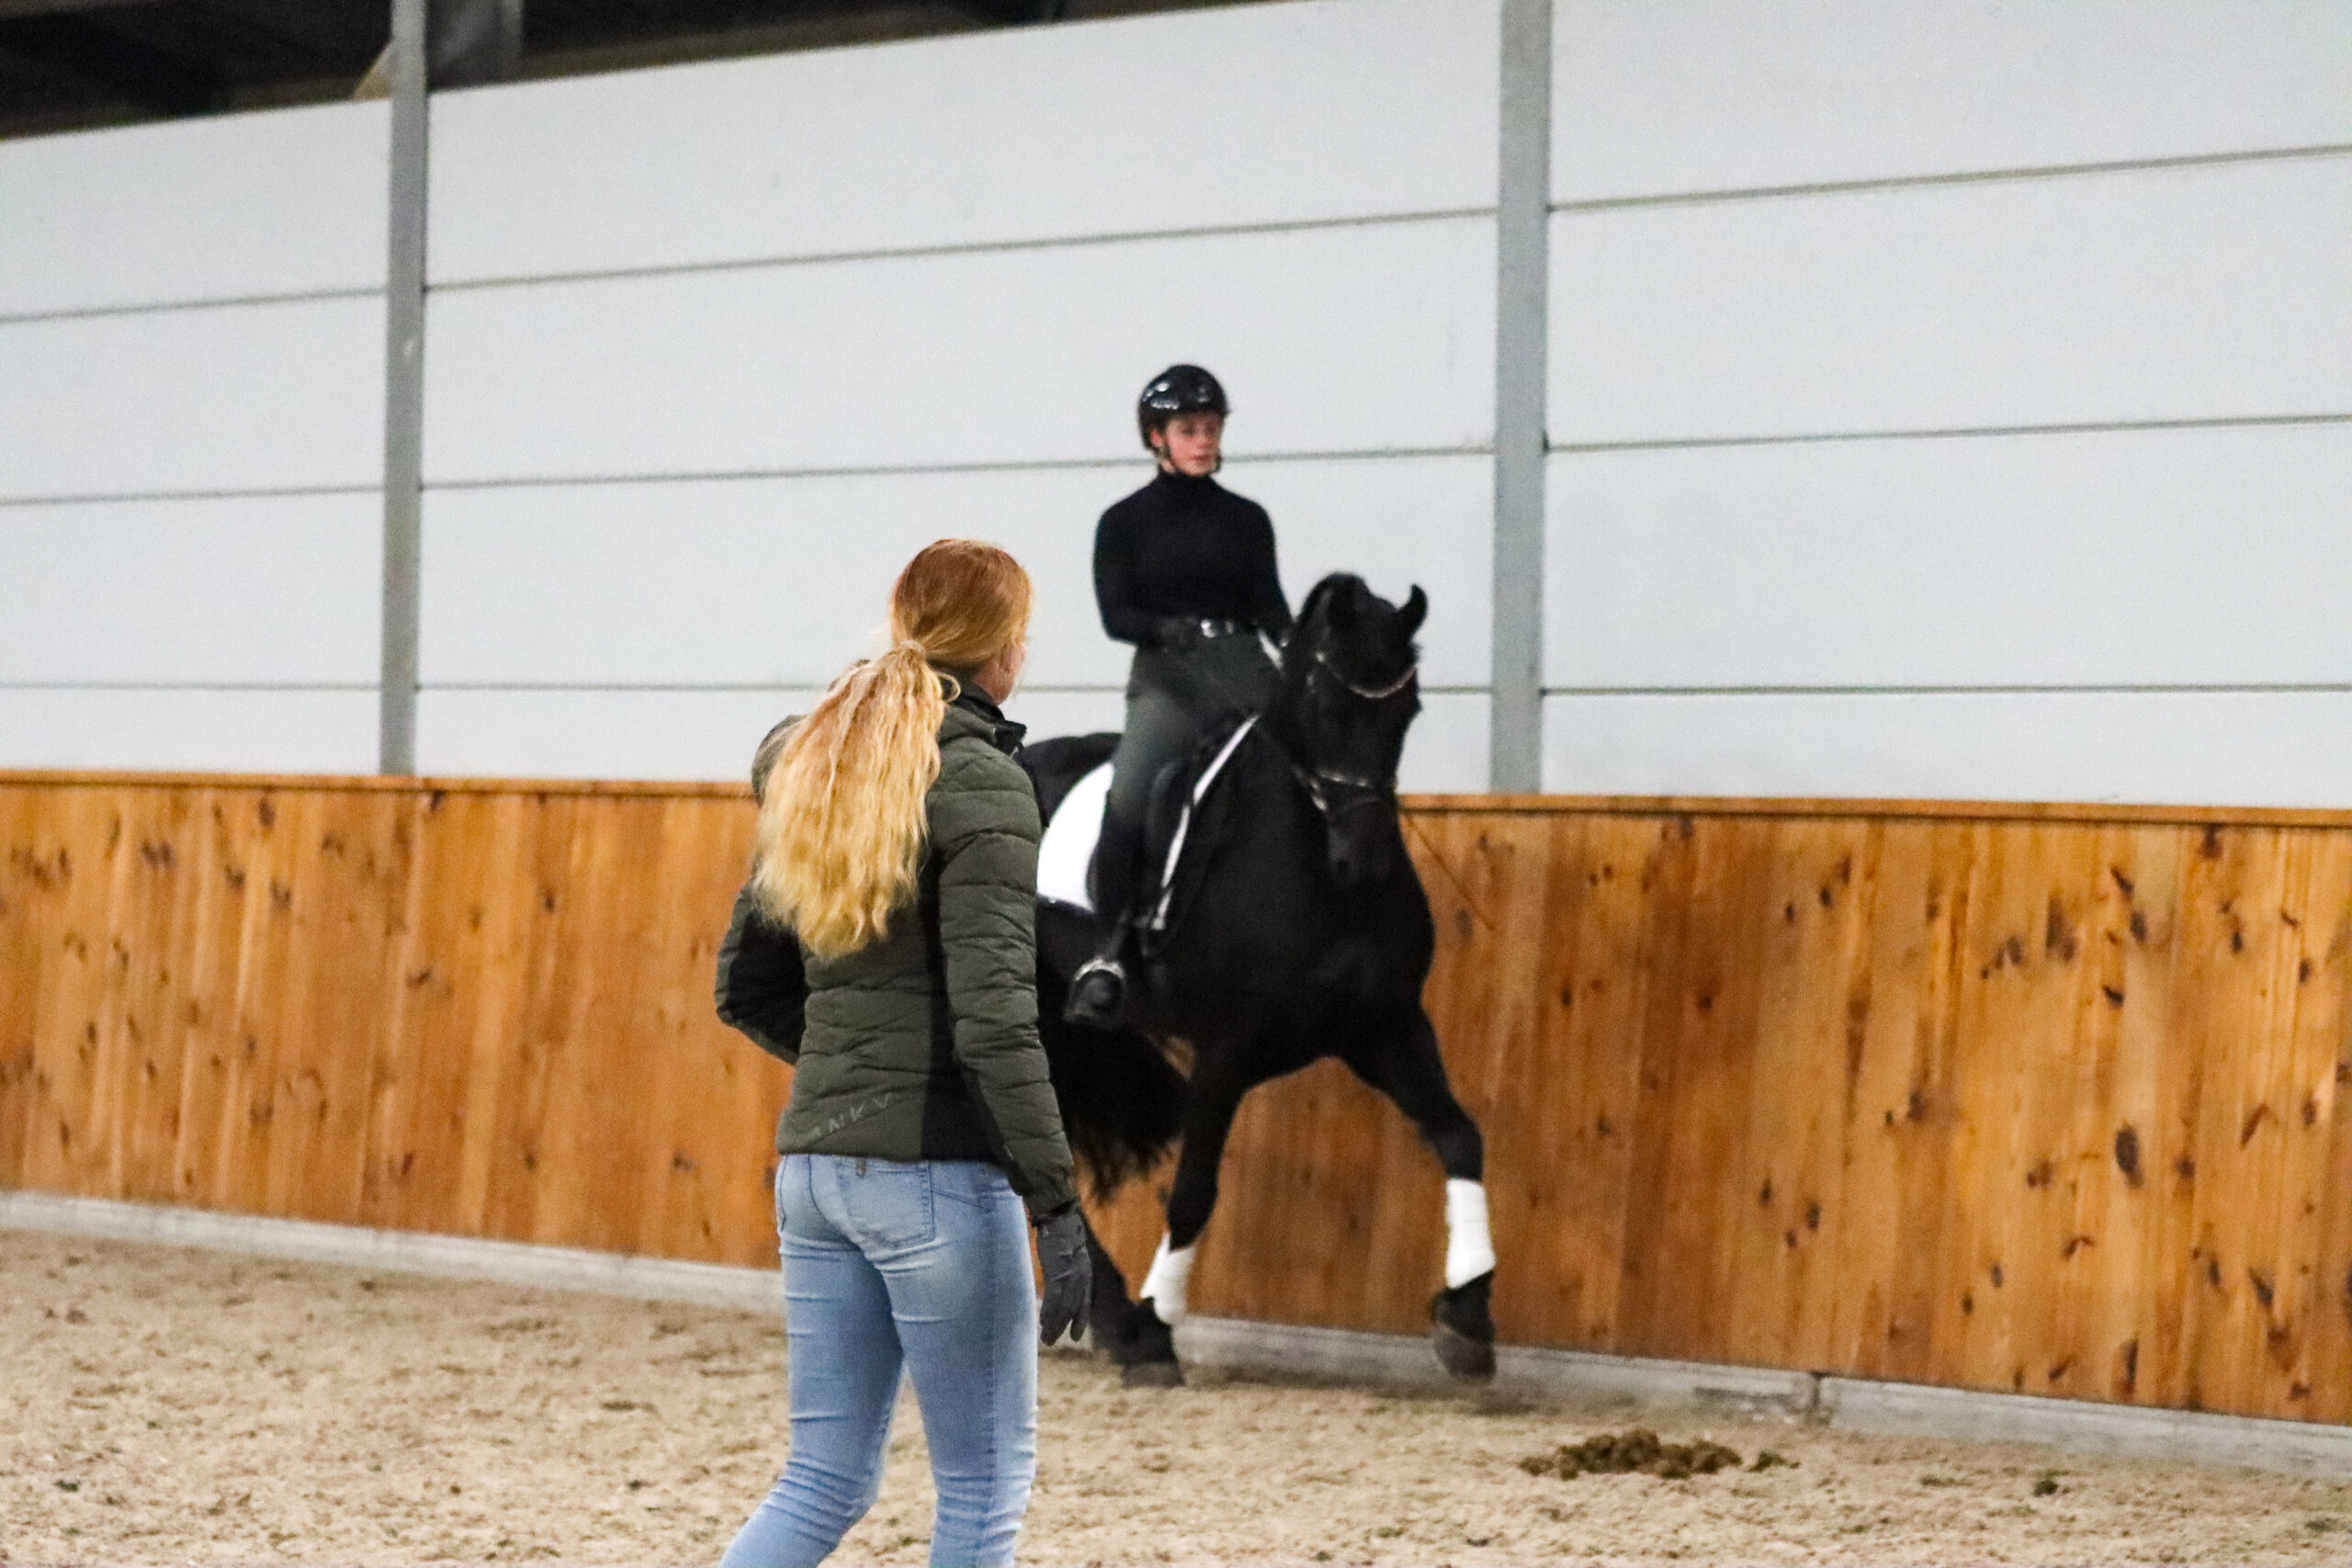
[1064,814,1148,1028]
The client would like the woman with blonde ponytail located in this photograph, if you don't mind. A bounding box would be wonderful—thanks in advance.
[714,540,1089,1568]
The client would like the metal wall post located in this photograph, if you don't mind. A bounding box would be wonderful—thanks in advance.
[379,0,427,774]
[1488,0,1552,793]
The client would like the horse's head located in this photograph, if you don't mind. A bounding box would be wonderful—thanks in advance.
[1274,573,1427,886]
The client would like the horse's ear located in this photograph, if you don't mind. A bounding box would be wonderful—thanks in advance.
[1295,576,1336,635]
[1324,577,1362,632]
[1399,586,1428,637]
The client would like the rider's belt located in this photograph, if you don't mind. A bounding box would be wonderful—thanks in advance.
[1194,619,1250,639]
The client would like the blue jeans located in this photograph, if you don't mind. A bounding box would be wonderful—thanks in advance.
[721,1155,1039,1568]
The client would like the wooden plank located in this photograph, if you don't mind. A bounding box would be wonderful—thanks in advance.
[1522,813,1672,1350]
[0,784,59,1190]
[2259,829,2351,1422]
[167,790,255,1210]
[1828,818,1973,1383]
[1607,813,1713,1360]
[2068,824,2177,1410]
[637,795,782,1267]
[2305,834,2352,1426]
[1728,818,1879,1372]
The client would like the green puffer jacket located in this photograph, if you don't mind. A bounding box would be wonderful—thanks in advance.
[713,688,1078,1222]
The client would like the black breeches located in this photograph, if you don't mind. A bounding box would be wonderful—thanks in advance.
[1091,633,1277,930]
[1104,635,1278,831]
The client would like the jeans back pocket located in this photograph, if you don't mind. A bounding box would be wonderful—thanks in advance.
[835,1158,936,1253]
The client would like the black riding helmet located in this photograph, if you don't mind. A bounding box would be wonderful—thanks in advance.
[1136,364,1228,450]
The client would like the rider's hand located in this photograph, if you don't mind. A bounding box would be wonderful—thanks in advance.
[1153,615,1204,655]
[1035,1207,1092,1346]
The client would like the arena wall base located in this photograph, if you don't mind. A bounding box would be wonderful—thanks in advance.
[0,1190,781,1314]
[1174,1314,2352,1478]
[1813,1375,2352,1477]
[11,1191,2351,1477]
[1175,1314,1815,1419]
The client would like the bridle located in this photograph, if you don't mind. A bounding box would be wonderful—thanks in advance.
[1315,648,1419,702]
[1288,646,1419,821]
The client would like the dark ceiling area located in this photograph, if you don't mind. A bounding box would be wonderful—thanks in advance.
[0,0,1211,139]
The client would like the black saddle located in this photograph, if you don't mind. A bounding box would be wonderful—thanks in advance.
[1131,716,1256,951]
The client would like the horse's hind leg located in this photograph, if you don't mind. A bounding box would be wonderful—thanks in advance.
[1080,1216,1139,1354]
[1344,1008,1497,1380]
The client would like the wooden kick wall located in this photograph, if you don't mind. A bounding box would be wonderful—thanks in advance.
[2,773,2347,1427]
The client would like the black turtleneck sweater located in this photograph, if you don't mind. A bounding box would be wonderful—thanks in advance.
[1092,470,1292,647]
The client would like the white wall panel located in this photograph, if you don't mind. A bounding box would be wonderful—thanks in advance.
[0,297,386,501]
[1233,456,1491,687]
[1396,691,1488,795]
[423,218,1494,482]
[0,103,389,317]
[0,493,380,684]
[0,689,378,773]
[1555,0,2352,201]
[422,456,1489,692]
[429,0,1495,286]
[417,684,1487,792]
[1542,692,2352,807]
[417,689,820,782]
[1545,424,2352,689]
[1550,158,2352,445]
[423,469,1125,690]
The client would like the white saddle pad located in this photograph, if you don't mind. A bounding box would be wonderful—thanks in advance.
[1032,718,1258,921]
[1035,762,1113,912]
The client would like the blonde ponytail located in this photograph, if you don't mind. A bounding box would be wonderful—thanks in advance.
[753,541,1031,960]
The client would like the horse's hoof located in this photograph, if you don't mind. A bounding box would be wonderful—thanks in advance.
[1432,1319,1497,1381]
[1430,1271,1497,1382]
[1120,1359,1185,1388]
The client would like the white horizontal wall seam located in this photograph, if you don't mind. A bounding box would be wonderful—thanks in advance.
[0,287,389,329]
[0,484,382,510]
[1545,683,2352,697]
[433,206,1500,295]
[419,446,1498,491]
[1550,140,2352,214]
[408,681,1498,694]
[1552,412,2352,456]
[0,682,379,693]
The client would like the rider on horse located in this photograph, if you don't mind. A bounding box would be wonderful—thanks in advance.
[1062,365,1293,1028]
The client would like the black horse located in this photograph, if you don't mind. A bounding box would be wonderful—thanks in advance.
[1024,573,1497,1386]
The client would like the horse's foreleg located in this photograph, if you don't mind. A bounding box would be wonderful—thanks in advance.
[1143,1058,1249,1325]
[1345,1009,1497,1379]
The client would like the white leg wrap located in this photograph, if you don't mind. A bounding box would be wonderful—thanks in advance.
[1139,1235,1196,1325]
[1444,1179,1496,1290]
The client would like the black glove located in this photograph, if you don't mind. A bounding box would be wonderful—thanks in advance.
[1034,1207,1092,1346]
[1152,616,1205,656]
